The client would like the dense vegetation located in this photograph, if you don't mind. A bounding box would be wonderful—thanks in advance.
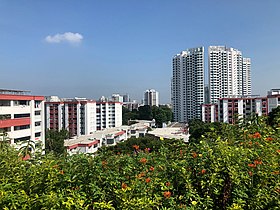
[122,105,172,127]
[0,111,280,209]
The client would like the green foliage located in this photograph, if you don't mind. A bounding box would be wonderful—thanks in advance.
[123,105,173,127]
[268,106,280,128]
[138,105,153,120]
[152,105,173,127]
[122,107,138,125]
[45,129,69,156]
[0,115,280,209]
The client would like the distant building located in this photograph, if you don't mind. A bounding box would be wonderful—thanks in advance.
[268,88,280,96]
[123,100,140,111]
[202,90,280,124]
[45,97,96,137]
[96,102,122,130]
[111,94,123,103]
[172,47,204,122]
[201,104,217,123]
[45,96,122,137]
[144,89,159,107]
[0,89,45,150]
[122,94,130,102]
[208,46,251,103]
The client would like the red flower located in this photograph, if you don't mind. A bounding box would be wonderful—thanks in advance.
[201,169,206,174]
[248,171,253,176]
[121,183,127,189]
[266,137,273,141]
[150,166,154,171]
[277,150,280,153]
[272,171,280,175]
[192,152,198,158]
[59,170,64,175]
[133,145,139,150]
[166,182,171,187]
[254,160,262,165]
[137,172,146,178]
[139,158,147,164]
[145,178,151,183]
[248,163,257,168]
[163,191,171,198]
[253,132,261,139]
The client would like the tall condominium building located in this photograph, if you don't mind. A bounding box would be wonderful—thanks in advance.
[172,47,204,122]
[208,46,251,103]
[0,89,45,150]
[144,89,159,107]
[242,58,252,96]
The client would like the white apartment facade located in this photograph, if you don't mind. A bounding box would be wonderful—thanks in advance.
[209,46,251,103]
[242,58,252,96]
[172,47,204,122]
[202,90,280,124]
[96,102,122,130]
[45,97,97,137]
[0,89,45,149]
[144,89,159,107]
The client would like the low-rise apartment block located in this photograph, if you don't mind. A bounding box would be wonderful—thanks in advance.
[45,96,122,137]
[0,89,45,149]
[202,89,280,124]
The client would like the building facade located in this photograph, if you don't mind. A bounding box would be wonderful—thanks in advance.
[144,89,159,107]
[46,97,123,136]
[96,102,122,130]
[202,90,280,124]
[0,89,45,150]
[208,46,251,103]
[242,58,252,96]
[172,47,204,122]
[45,97,96,137]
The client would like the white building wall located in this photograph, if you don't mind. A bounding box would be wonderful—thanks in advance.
[255,99,262,116]
[210,105,215,122]
[209,46,248,103]
[172,47,204,122]
[85,103,96,135]
[223,100,228,123]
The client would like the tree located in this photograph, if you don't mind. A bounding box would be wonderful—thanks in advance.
[45,129,68,156]
[188,119,210,143]
[0,130,11,151]
[138,105,153,120]
[122,107,138,125]
[267,106,280,128]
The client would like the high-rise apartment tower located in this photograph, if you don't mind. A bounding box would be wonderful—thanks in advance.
[172,47,204,122]
[208,46,251,103]
[144,89,159,107]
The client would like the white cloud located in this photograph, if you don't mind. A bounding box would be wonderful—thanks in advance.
[45,32,83,44]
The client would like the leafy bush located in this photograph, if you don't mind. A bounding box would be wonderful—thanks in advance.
[0,116,279,209]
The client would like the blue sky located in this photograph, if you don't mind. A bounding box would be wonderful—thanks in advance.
[0,0,279,103]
